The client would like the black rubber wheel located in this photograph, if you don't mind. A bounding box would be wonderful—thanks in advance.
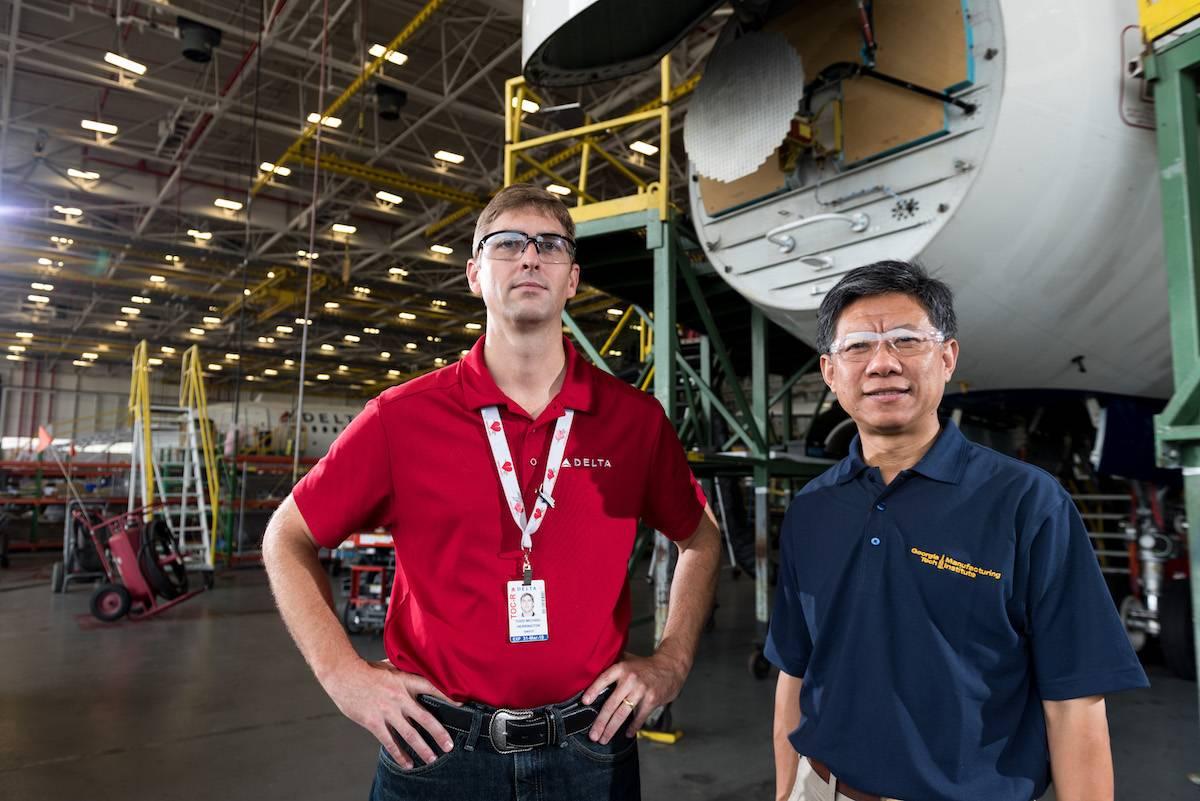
[202,570,215,590]
[1160,579,1196,681]
[342,601,366,634]
[50,561,64,594]
[90,583,131,622]
[71,512,105,573]
[748,648,771,680]
[139,519,189,600]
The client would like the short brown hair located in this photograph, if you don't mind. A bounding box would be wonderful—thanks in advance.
[472,183,575,253]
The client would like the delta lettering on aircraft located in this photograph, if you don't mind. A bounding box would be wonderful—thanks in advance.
[300,411,356,425]
[560,456,612,468]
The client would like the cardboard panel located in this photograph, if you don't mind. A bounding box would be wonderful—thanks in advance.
[841,77,946,164]
[873,0,970,91]
[699,148,787,216]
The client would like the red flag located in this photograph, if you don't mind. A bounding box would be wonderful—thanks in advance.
[35,426,53,454]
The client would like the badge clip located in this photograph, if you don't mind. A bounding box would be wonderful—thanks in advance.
[521,551,533,585]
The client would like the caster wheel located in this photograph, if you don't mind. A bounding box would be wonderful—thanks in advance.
[748,648,771,679]
[203,571,215,590]
[90,583,131,622]
[342,601,366,634]
[51,561,64,594]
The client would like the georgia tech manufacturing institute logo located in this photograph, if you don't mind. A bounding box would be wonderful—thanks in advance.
[910,547,1002,581]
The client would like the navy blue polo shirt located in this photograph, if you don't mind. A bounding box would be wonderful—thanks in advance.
[765,421,1148,801]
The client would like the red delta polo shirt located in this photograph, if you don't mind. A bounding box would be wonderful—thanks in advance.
[292,335,707,708]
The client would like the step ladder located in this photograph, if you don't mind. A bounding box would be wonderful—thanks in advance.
[128,342,220,574]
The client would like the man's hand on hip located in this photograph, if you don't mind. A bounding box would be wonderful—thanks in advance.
[324,658,460,769]
[582,651,688,744]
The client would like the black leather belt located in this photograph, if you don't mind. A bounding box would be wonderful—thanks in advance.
[417,686,613,754]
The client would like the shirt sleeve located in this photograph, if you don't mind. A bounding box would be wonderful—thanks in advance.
[638,402,707,541]
[765,503,813,677]
[1025,496,1149,700]
[291,398,393,549]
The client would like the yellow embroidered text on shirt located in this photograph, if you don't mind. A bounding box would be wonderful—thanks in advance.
[910,547,1002,581]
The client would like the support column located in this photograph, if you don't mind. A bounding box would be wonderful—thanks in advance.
[651,218,677,645]
[1147,28,1200,756]
[751,308,770,634]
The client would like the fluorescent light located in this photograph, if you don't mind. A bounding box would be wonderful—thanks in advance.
[405,342,418,350]
[306,112,342,128]
[203,316,221,324]
[608,350,623,356]
[161,346,175,354]
[150,275,166,283]
[16,332,33,339]
[207,364,222,371]
[344,334,361,343]
[259,161,292,177]
[225,353,239,361]
[114,320,128,328]
[8,345,25,352]
[546,184,571,196]
[243,288,251,296]
[294,317,312,325]
[630,140,659,156]
[434,150,464,164]
[465,322,482,331]
[284,359,295,366]
[375,189,403,205]
[165,254,181,263]
[267,271,276,278]
[368,43,408,66]
[30,282,54,291]
[104,51,147,75]
[214,198,243,211]
[434,357,446,366]
[53,205,82,217]
[353,286,371,295]
[607,308,624,316]
[148,357,163,366]
[380,351,392,359]
[28,294,50,303]
[389,267,409,276]
[337,364,349,372]
[276,325,293,334]
[397,312,416,320]
[80,352,97,360]
[388,369,400,377]
[511,97,540,113]
[190,327,205,335]
[264,368,278,376]
[51,236,73,245]
[331,223,356,235]
[316,373,330,381]
[320,344,335,352]
[324,301,340,310]
[81,119,118,135]
[130,295,151,304]
[187,229,212,240]
[72,360,91,367]
[120,306,141,315]
[297,250,319,260]
[68,168,100,181]
[363,327,380,334]
[430,244,453,255]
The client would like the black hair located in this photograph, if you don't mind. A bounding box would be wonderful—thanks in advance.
[815,260,957,353]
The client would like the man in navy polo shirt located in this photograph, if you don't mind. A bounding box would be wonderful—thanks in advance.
[767,261,1148,801]
[262,184,721,800]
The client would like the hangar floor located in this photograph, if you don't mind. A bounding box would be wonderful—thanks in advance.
[0,554,1195,801]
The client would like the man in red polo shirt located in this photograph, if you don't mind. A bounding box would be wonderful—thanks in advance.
[263,183,721,800]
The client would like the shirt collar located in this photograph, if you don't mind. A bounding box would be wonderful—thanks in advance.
[459,334,595,415]
[835,419,968,485]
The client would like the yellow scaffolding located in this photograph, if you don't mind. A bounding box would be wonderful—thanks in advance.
[1140,0,1200,41]
[128,341,156,517]
[180,346,221,565]
[504,57,675,224]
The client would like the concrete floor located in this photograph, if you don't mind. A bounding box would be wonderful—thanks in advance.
[1,554,1197,801]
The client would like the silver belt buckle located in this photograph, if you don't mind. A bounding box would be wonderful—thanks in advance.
[489,707,535,754]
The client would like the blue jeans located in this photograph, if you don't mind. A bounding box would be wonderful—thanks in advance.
[368,717,640,801]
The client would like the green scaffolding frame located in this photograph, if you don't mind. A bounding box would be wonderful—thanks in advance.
[1146,26,1200,741]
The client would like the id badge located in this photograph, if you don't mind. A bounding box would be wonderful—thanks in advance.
[506,579,549,643]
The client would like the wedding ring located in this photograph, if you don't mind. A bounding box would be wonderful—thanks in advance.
[622,698,637,708]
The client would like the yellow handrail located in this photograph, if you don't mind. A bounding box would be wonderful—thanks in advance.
[504,56,675,223]
[128,341,155,517]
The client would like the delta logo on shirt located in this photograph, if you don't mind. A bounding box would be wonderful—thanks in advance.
[560,456,612,468]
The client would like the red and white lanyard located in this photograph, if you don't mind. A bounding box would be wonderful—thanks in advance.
[480,406,574,552]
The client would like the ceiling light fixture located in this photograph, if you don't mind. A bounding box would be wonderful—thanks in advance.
[259,161,292,177]
[320,344,334,352]
[388,267,409,277]
[103,51,147,75]
[114,320,128,328]
[511,97,540,113]
[190,327,205,335]
[53,205,82,217]
[375,189,403,205]
[363,327,380,335]
[434,150,464,164]
[324,301,340,310]
[465,322,482,331]
[397,312,416,320]
[120,306,141,315]
[203,316,221,324]
[306,112,342,128]
[430,244,453,255]
[30,282,54,292]
[630,140,659,156]
[331,223,356,235]
[28,294,50,303]
[276,325,293,334]
[81,119,118,135]
[546,184,571,196]
[161,346,176,354]
[131,295,151,304]
[150,275,166,283]
[344,334,361,343]
[316,373,330,381]
[214,198,243,211]
[68,168,100,181]
[368,43,408,66]
[187,229,212,240]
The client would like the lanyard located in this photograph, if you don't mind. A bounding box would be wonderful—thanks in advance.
[480,406,574,552]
